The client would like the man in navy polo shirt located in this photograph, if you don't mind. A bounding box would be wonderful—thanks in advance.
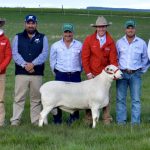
[10,15,49,126]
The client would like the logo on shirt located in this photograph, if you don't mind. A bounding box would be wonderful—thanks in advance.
[105,47,110,51]
[0,42,6,46]
[92,45,97,48]
[34,38,40,44]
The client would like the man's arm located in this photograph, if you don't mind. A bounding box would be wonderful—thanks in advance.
[141,41,149,73]
[109,41,118,67]
[0,38,12,72]
[81,36,93,78]
[50,43,57,75]
[12,35,27,68]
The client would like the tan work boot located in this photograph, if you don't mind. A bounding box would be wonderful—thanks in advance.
[103,116,113,125]
[84,109,93,125]
[102,105,113,125]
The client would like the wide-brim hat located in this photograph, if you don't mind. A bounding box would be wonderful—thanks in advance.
[0,19,5,27]
[90,16,112,27]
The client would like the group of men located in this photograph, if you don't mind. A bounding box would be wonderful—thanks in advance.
[0,14,150,127]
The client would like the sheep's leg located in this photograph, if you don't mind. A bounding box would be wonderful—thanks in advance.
[96,109,100,122]
[43,117,48,125]
[50,108,58,115]
[39,106,53,127]
[91,108,99,128]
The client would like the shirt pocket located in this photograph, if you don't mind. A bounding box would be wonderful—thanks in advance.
[0,44,6,53]
[103,50,110,57]
[57,48,64,53]
[132,46,142,60]
[72,49,81,57]
[119,47,126,53]
[118,47,127,59]
[57,48,65,61]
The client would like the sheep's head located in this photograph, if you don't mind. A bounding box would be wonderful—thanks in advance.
[104,65,122,80]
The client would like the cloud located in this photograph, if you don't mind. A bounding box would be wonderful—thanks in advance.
[0,0,149,9]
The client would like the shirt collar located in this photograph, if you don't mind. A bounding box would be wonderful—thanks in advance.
[123,35,138,43]
[0,29,4,36]
[61,38,75,45]
[23,29,38,39]
[96,33,106,41]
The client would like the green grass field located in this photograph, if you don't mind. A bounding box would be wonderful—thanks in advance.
[0,8,150,150]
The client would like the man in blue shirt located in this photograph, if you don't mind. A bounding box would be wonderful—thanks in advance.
[50,23,82,125]
[116,20,149,125]
[10,15,49,126]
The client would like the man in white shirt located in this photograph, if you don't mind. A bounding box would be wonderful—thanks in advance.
[50,23,82,125]
[116,20,149,125]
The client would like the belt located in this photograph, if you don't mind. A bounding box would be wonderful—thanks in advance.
[54,69,80,75]
[121,68,141,74]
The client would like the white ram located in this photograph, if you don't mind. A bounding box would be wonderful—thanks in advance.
[39,65,122,128]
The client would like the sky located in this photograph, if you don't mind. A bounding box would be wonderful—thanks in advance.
[0,0,150,9]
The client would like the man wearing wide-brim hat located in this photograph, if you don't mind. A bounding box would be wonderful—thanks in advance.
[0,18,12,126]
[81,16,118,125]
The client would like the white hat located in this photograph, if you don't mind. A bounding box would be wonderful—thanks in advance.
[90,16,112,27]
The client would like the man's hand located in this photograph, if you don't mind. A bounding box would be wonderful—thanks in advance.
[87,73,94,80]
[28,69,35,73]
[25,63,34,73]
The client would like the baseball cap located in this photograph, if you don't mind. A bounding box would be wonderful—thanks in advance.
[25,15,37,23]
[62,23,74,32]
[125,20,136,28]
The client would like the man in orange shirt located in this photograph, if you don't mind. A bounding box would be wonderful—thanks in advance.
[82,16,118,124]
[0,19,12,126]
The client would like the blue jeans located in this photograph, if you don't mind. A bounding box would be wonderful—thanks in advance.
[116,70,142,124]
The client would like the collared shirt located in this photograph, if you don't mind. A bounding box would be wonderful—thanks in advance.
[116,35,148,72]
[147,39,150,60]
[12,34,49,67]
[50,38,82,72]
[96,33,106,48]
[0,29,4,36]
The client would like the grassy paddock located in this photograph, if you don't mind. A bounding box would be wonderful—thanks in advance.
[0,8,150,150]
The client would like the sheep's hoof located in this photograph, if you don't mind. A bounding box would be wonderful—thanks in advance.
[43,118,48,125]
[38,123,43,127]
[38,120,43,127]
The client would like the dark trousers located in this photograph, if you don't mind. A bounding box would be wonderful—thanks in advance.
[53,69,81,124]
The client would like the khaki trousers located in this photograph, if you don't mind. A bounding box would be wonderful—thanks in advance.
[0,74,6,125]
[10,75,42,124]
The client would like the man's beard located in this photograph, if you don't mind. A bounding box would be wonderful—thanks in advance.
[26,28,36,34]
